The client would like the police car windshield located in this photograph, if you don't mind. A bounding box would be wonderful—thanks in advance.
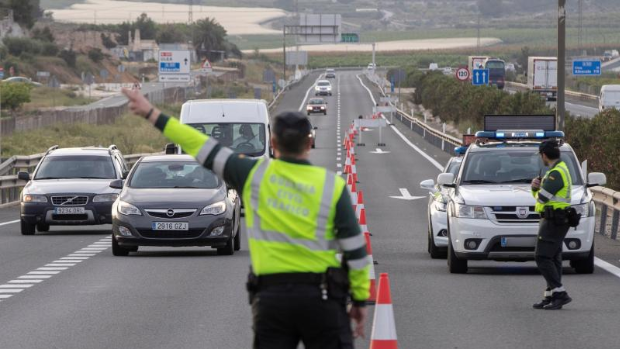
[460,150,583,185]
[188,123,266,157]
[129,161,219,189]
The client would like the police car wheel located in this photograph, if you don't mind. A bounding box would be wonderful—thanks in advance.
[217,236,235,256]
[428,220,447,259]
[112,235,130,256]
[447,223,467,273]
[571,243,594,274]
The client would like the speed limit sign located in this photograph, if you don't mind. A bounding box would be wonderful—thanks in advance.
[456,68,470,81]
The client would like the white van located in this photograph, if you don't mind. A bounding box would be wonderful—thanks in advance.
[599,85,620,113]
[174,99,272,159]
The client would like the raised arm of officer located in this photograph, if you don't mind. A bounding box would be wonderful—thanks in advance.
[122,88,255,193]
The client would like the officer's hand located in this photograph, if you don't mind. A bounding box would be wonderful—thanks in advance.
[349,305,367,339]
[531,177,541,190]
[122,88,159,120]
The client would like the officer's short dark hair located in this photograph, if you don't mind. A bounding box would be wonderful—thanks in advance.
[539,140,560,160]
[272,111,312,155]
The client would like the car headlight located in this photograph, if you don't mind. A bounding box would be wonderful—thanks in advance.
[93,194,119,203]
[573,202,594,217]
[307,106,313,110]
[433,201,447,212]
[200,201,226,216]
[453,203,487,219]
[320,106,325,109]
[23,194,47,203]
[118,201,142,216]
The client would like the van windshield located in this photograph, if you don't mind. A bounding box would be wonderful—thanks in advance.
[188,123,266,157]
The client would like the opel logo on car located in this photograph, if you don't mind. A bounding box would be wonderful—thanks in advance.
[166,209,175,217]
[517,207,529,219]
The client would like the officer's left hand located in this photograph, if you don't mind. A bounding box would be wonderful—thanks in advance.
[349,305,367,339]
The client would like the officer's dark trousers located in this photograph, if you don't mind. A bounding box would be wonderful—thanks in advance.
[535,218,570,290]
[252,284,353,349]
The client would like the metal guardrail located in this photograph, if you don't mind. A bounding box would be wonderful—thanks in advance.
[365,71,619,241]
[0,152,159,208]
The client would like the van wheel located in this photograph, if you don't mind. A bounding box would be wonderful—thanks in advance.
[571,243,594,274]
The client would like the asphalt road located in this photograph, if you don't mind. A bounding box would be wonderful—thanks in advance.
[506,87,599,118]
[1,70,620,349]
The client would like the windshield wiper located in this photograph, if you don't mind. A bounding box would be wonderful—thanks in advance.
[462,180,497,184]
[35,177,63,180]
[503,178,533,184]
[75,176,114,179]
[173,186,201,189]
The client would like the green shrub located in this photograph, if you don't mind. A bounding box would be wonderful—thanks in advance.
[1,82,32,110]
[59,49,77,68]
[3,37,41,56]
[88,48,105,63]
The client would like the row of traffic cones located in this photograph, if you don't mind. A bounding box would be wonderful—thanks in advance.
[343,123,398,348]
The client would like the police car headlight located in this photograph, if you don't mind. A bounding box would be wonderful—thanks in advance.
[118,201,142,216]
[573,202,594,217]
[200,201,226,216]
[453,203,487,219]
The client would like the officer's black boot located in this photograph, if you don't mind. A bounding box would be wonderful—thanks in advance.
[533,289,552,309]
[543,291,572,310]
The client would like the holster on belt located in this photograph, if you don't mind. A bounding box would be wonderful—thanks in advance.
[542,207,568,226]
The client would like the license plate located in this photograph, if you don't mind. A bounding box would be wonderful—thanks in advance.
[152,222,189,231]
[501,237,536,248]
[54,207,85,215]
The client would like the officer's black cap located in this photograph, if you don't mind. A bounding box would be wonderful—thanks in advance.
[273,111,312,138]
[539,140,560,155]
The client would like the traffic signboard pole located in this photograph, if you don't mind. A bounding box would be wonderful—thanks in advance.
[558,0,566,131]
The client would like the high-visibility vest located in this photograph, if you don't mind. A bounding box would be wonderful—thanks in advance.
[243,159,346,275]
[534,161,572,213]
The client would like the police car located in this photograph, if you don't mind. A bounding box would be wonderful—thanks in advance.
[438,115,606,274]
[420,154,464,259]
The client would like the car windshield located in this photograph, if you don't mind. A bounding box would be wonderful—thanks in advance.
[35,155,116,180]
[188,123,266,157]
[318,81,330,86]
[460,150,583,185]
[485,61,505,69]
[309,99,324,105]
[129,161,219,189]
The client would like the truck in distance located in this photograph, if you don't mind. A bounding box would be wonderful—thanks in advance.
[527,56,558,101]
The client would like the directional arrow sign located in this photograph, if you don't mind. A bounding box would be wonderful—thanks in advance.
[472,69,489,86]
[370,148,390,154]
[389,188,425,201]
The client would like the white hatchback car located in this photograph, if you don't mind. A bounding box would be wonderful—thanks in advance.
[420,156,463,259]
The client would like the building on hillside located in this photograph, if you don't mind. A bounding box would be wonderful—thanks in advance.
[111,29,161,62]
[0,10,25,41]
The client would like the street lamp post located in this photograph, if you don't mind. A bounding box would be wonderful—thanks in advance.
[558,0,566,130]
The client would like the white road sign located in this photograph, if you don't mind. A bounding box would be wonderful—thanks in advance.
[456,67,469,81]
[201,59,213,73]
[159,50,191,82]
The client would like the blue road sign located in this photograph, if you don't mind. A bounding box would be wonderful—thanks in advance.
[472,69,489,86]
[573,60,601,76]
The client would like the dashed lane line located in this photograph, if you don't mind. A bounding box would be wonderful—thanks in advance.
[0,220,19,227]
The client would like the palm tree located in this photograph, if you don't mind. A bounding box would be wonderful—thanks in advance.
[192,18,227,60]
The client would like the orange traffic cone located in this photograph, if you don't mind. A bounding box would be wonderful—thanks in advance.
[347,174,357,204]
[369,273,398,349]
[344,156,352,175]
[359,207,367,235]
[356,190,365,219]
[365,232,377,304]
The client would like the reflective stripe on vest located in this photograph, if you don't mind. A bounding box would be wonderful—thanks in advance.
[247,160,338,252]
[213,147,234,178]
[196,138,218,164]
[536,161,572,211]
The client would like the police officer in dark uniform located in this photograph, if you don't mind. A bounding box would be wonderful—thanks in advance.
[531,140,573,310]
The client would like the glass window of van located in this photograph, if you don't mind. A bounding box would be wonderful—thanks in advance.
[189,123,266,157]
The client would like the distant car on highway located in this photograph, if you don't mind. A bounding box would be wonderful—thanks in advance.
[306,98,327,115]
[325,69,336,79]
[420,156,463,259]
[367,63,376,70]
[110,155,241,256]
[429,63,439,71]
[314,80,332,96]
[18,145,129,235]
[3,76,42,87]
[599,85,620,113]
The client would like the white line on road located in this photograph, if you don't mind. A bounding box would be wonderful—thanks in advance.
[0,284,32,288]
[0,220,19,227]
[18,275,52,279]
[594,258,620,278]
[9,279,43,283]
[0,289,24,293]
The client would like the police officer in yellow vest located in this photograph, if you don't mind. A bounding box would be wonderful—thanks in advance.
[531,140,572,310]
[122,89,370,348]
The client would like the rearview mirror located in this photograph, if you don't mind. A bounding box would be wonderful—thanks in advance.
[437,173,455,187]
[109,179,124,190]
[420,179,437,193]
[587,172,606,187]
[17,172,30,181]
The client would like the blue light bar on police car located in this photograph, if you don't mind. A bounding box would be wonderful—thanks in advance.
[475,130,565,140]
[454,146,468,155]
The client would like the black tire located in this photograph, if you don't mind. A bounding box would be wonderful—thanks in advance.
[323,112,327,115]
[428,218,447,259]
[37,223,50,232]
[571,242,594,274]
[447,222,467,273]
[217,236,235,255]
[233,220,241,251]
[307,112,311,116]
[21,219,36,235]
[111,235,130,256]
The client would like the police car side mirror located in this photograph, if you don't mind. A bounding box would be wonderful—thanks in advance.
[437,173,456,188]
[420,179,437,193]
[587,172,606,188]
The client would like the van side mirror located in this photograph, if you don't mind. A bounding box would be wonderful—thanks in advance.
[165,143,178,154]
[587,172,606,187]
[109,179,124,190]
[18,172,30,181]
[437,173,456,188]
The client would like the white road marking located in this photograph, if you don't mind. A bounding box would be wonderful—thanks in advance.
[9,279,43,284]
[0,284,32,288]
[46,264,76,267]
[61,257,90,260]
[68,254,96,257]
[0,220,19,227]
[28,271,60,275]
[54,259,83,263]
[37,267,69,271]
[0,289,24,293]
[337,164,342,168]
[18,275,52,279]
[594,258,620,278]
[389,188,427,201]
[371,148,391,154]
[0,295,12,299]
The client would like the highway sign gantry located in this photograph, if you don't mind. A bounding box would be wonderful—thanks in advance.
[456,67,470,81]
[573,59,601,76]
[472,69,489,86]
[158,50,191,82]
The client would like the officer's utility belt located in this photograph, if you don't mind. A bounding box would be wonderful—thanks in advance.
[541,206,581,228]
[246,268,350,303]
